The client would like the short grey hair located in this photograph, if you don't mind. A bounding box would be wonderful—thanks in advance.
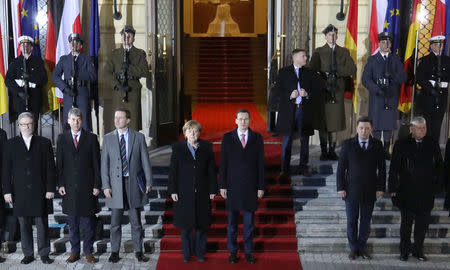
[410,116,426,126]
[182,120,202,134]
[18,112,34,122]
[68,107,83,119]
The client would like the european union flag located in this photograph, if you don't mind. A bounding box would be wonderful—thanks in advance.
[445,0,450,53]
[90,0,101,128]
[383,0,400,55]
[20,0,41,57]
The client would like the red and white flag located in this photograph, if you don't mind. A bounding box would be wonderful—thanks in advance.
[432,0,446,37]
[10,0,22,57]
[55,0,81,99]
[369,0,388,55]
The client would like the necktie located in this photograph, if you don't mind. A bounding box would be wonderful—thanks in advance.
[295,67,302,104]
[120,134,129,176]
[361,141,366,150]
[383,55,387,61]
[240,134,246,148]
[73,134,78,149]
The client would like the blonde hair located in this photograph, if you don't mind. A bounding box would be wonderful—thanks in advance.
[182,120,202,134]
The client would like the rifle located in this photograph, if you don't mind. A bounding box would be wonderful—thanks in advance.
[326,34,338,104]
[378,55,391,110]
[119,48,130,103]
[22,56,30,111]
[434,43,443,110]
[70,52,79,108]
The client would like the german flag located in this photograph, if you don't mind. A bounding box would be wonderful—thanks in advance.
[344,0,358,113]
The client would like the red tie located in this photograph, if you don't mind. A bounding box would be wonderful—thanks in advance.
[240,134,246,148]
[73,134,78,149]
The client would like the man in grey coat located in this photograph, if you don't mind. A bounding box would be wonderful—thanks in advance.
[101,108,152,263]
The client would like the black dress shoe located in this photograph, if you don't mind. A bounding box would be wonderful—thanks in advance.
[412,252,427,261]
[399,253,409,261]
[41,256,54,264]
[228,253,238,263]
[135,252,149,262]
[197,256,206,262]
[21,256,34,264]
[348,251,358,260]
[0,256,5,263]
[299,168,312,177]
[359,250,371,260]
[245,254,257,264]
[108,252,120,263]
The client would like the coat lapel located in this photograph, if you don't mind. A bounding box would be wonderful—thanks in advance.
[183,140,196,162]
[113,130,121,159]
[127,129,136,160]
[76,129,86,151]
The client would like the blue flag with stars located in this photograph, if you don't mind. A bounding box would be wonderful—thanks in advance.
[383,0,400,55]
[20,0,41,57]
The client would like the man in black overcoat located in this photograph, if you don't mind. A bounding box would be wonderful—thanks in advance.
[56,108,101,263]
[362,32,407,159]
[219,109,265,264]
[416,35,450,142]
[275,49,322,177]
[444,139,450,215]
[2,112,56,264]
[389,116,443,262]
[0,128,6,263]
[337,116,386,260]
[5,36,47,131]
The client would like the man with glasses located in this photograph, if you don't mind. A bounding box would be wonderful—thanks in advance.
[2,112,56,264]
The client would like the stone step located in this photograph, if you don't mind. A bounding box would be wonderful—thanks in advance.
[296,223,450,238]
[295,210,450,224]
[53,211,165,225]
[297,237,450,254]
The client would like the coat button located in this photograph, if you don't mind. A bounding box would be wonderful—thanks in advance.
[26,170,31,176]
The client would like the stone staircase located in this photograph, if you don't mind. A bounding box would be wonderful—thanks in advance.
[294,161,450,255]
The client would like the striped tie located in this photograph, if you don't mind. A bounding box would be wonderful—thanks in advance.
[120,134,129,176]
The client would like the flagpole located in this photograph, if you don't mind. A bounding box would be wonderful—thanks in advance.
[410,28,420,119]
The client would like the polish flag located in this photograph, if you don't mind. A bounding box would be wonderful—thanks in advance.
[55,0,81,99]
[10,0,22,57]
[368,0,388,55]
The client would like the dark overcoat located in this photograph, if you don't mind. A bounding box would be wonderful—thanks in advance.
[443,139,450,210]
[168,139,217,230]
[219,128,265,212]
[1,135,56,217]
[0,129,7,225]
[309,44,356,132]
[5,54,47,119]
[274,65,323,136]
[388,135,443,214]
[52,53,97,130]
[336,136,386,203]
[56,130,101,216]
[362,52,407,131]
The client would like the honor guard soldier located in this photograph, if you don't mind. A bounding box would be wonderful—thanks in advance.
[52,33,97,131]
[362,32,407,159]
[309,24,357,160]
[105,25,150,131]
[416,35,450,142]
[5,35,47,132]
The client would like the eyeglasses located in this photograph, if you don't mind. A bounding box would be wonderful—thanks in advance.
[18,123,33,127]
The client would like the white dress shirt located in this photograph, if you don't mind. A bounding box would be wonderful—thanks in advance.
[22,135,32,150]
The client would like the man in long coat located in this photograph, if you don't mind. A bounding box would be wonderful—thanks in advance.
[2,112,55,264]
[219,109,265,264]
[416,35,450,142]
[5,36,47,131]
[0,128,6,263]
[337,116,386,260]
[309,24,356,160]
[275,49,322,176]
[362,32,407,159]
[52,33,97,131]
[389,116,443,262]
[101,108,152,263]
[104,25,150,131]
[56,108,101,263]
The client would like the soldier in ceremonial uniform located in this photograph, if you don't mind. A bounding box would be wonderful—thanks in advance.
[362,32,407,159]
[52,33,97,131]
[5,36,47,132]
[309,24,356,160]
[416,35,450,142]
[104,25,150,131]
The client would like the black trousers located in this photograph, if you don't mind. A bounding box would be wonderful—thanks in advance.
[400,209,431,254]
[18,216,50,257]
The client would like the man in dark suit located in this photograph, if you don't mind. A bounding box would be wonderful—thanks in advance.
[0,128,6,263]
[362,32,407,159]
[389,116,443,262]
[5,36,47,131]
[56,108,100,263]
[275,49,321,177]
[2,112,56,264]
[337,116,386,260]
[52,33,97,131]
[101,108,152,263]
[219,109,265,264]
[444,139,450,215]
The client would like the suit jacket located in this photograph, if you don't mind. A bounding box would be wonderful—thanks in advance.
[101,129,152,209]
[0,129,6,222]
[168,139,217,230]
[388,135,443,213]
[336,136,386,203]
[362,52,407,131]
[219,128,265,211]
[442,139,450,210]
[56,130,101,216]
[274,65,323,136]
[2,135,56,217]
[5,54,47,118]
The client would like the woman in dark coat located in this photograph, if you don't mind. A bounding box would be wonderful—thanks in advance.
[168,120,217,262]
